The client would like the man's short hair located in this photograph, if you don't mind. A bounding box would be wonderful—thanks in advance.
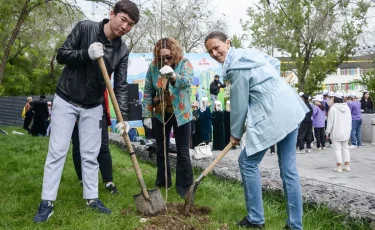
[214,75,220,79]
[114,0,140,24]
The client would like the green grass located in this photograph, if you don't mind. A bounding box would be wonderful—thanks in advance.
[0,126,370,230]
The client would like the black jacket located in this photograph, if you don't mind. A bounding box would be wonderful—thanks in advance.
[209,80,226,96]
[56,19,129,120]
[302,101,313,123]
[361,99,373,113]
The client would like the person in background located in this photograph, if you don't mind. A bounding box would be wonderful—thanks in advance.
[344,93,349,103]
[195,97,212,146]
[22,96,33,132]
[209,74,226,106]
[322,90,329,110]
[142,37,194,197]
[312,95,326,150]
[190,101,200,148]
[205,31,307,230]
[30,95,49,137]
[297,94,313,154]
[348,92,362,148]
[212,100,225,150]
[326,92,352,173]
[361,91,373,114]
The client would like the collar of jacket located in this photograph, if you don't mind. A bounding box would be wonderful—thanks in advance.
[222,47,235,80]
[98,19,121,47]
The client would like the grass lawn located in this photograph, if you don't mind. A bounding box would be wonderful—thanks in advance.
[0,126,370,230]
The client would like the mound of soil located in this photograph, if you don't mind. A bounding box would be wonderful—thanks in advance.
[134,203,225,230]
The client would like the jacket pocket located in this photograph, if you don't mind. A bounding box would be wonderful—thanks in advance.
[248,113,277,145]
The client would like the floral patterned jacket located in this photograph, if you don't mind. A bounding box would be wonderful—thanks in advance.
[142,58,194,127]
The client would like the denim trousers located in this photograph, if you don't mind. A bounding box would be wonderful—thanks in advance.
[238,128,303,230]
[351,119,362,146]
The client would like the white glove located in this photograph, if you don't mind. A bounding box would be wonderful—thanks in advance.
[115,121,129,136]
[88,42,104,60]
[159,65,176,79]
[144,118,152,129]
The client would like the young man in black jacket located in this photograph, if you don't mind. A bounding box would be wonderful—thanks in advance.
[209,75,226,105]
[33,0,139,222]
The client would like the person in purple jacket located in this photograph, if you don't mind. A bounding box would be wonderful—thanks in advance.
[347,92,362,148]
[312,95,326,150]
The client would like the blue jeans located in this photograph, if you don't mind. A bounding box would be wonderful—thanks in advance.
[238,129,302,230]
[351,119,362,146]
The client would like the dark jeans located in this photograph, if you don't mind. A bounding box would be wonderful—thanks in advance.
[314,127,325,148]
[297,122,312,150]
[155,114,193,197]
[72,114,113,183]
[351,119,362,146]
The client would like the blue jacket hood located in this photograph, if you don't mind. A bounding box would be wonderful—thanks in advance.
[222,47,268,80]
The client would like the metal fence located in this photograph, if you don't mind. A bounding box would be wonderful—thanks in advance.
[0,95,54,127]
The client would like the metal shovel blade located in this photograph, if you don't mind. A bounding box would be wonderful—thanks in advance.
[133,188,167,216]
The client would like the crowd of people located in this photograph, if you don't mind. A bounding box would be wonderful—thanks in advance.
[295,90,372,172]
[28,1,374,229]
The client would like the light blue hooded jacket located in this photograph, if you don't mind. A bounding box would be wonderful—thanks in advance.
[223,47,308,156]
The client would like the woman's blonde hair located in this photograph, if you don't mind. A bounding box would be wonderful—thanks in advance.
[27,97,32,102]
[153,38,183,68]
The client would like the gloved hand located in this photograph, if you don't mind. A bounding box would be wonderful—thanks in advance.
[159,65,176,79]
[144,118,152,129]
[88,42,104,60]
[115,121,129,136]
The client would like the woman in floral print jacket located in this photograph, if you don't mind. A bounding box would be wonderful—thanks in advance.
[142,38,194,197]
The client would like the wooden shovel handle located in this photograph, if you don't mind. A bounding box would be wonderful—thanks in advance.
[98,57,150,200]
[202,142,233,176]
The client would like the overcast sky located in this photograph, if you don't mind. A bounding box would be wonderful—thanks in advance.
[77,0,251,37]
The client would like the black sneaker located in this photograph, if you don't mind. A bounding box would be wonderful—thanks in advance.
[237,217,265,229]
[87,199,111,214]
[105,183,118,194]
[33,201,54,223]
[283,224,291,229]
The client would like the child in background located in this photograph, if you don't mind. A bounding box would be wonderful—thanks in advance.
[312,95,326,150]
[326,92,352,172]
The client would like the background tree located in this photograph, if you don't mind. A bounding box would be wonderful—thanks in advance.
[128,0,227,52]
[241,0,371,94]
[0,0,84,95]
[231,34,243,49]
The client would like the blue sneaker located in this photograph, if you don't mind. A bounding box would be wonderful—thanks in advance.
[33,201,54,223]
[87,199,111,214]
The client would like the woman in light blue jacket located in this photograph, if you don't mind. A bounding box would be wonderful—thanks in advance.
[205,31,308,230]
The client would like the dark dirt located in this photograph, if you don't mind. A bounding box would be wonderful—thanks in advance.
[135,203,221,230]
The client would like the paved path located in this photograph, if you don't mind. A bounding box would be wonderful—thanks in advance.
[211,142,375,194]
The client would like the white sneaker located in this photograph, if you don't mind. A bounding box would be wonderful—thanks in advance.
[349,145,357,149]
[317,147,322,151]
[270,152,275,156]
[322,147,327,150]
[306,148,312,153]
[343,165,351,172]
[296,149,306,154]
[357,145,363,148]
[333,167,342,173]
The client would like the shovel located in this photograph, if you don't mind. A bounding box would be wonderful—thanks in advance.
[184,142,233,215]
[98,57,166,216]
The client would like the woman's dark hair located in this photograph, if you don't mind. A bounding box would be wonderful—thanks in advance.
[204,31,232,46]
[114,0,140,24]
[361,92,372,102]
[334,97,343,103]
